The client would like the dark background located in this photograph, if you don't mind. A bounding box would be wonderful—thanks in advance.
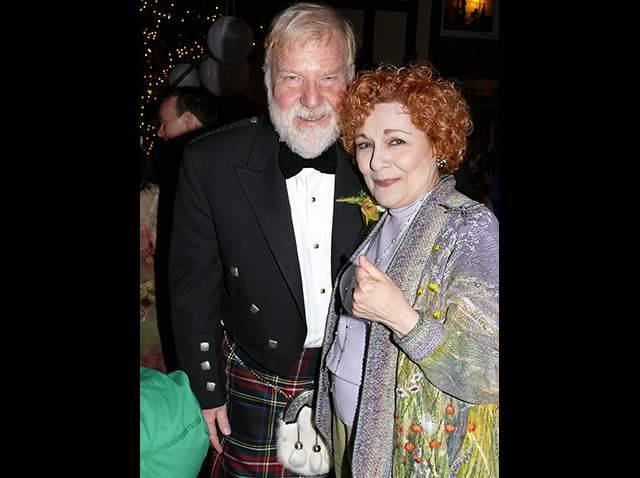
[141,0,500,165]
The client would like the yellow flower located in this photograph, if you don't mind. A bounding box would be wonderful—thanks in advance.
[433,310,441,319]
[432,244,441,252]
[337,190,384,225]
[417,287,424,296]
[428,283,439,293]
[361,197,382,224]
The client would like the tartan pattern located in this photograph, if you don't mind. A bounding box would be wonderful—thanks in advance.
[210,335,325,478]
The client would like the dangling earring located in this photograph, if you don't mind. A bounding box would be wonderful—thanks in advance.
[436,156,446,168]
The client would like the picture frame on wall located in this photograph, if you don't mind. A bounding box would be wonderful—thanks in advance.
[441,0,499,39]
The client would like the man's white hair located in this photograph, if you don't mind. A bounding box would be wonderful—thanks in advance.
[263,2,356,94]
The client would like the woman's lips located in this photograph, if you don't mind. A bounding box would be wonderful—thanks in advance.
[374,178,399,187]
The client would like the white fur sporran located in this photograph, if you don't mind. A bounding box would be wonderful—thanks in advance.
[276,406,331,476]
[221,333,331,475]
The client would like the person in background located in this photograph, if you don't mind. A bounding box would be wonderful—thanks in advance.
[156,86,218,142]
[153,86,219,372]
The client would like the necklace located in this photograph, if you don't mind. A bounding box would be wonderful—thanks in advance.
[371,213,414,267]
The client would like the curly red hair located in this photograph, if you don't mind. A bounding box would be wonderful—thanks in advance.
[339,63,473,173]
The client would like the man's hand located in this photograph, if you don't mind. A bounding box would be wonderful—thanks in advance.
[202,405,231,453]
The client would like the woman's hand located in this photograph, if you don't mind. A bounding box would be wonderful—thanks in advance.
[352,256,419,338]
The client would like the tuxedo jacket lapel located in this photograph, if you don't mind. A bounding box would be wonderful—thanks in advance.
[236,119,364,320]
[235,119,306,319]
[331,146,365,279]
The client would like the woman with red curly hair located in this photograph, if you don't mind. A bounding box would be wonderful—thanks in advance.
[314,64,499,477]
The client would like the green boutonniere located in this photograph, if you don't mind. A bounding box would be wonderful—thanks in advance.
[337,190,385,225]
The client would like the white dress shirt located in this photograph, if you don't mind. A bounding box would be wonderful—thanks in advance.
[285,168,335,347]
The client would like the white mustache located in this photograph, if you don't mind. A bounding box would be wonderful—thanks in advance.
[293,104,333,121]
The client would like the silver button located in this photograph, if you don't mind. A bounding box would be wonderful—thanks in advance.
[268,339,278,349]
[206,382,216,392]
[200,342,210,352]
[249,304,260,314]
[230,266,239,277]
[249,116,258,124]
[313,243,319,249]
[200,361,211,370]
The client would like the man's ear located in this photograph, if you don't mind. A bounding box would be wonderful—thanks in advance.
[184,111,203,131]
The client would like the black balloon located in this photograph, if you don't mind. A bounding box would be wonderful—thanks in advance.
[168,63,201,87]
[206,16,254,63]
[198,57,249,96]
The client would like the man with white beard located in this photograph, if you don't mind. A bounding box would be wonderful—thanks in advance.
[169,3,366,476]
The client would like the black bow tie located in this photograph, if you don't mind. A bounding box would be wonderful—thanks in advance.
[279,144,337,179]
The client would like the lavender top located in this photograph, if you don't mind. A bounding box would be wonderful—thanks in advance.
[325,190,431,426]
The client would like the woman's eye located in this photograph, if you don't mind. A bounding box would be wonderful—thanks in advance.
[356,142,372,150]
[389,138,405,146]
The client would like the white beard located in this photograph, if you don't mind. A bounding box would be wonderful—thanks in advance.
[268,94,340,159]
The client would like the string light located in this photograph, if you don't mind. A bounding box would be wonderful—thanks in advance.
[140,0,223,157]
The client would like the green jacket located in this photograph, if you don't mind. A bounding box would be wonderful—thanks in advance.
[140,367,209,478]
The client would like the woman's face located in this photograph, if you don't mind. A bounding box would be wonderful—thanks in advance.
[354,102,439,209]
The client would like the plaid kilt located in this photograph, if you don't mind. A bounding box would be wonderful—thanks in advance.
[210,334,325,478]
